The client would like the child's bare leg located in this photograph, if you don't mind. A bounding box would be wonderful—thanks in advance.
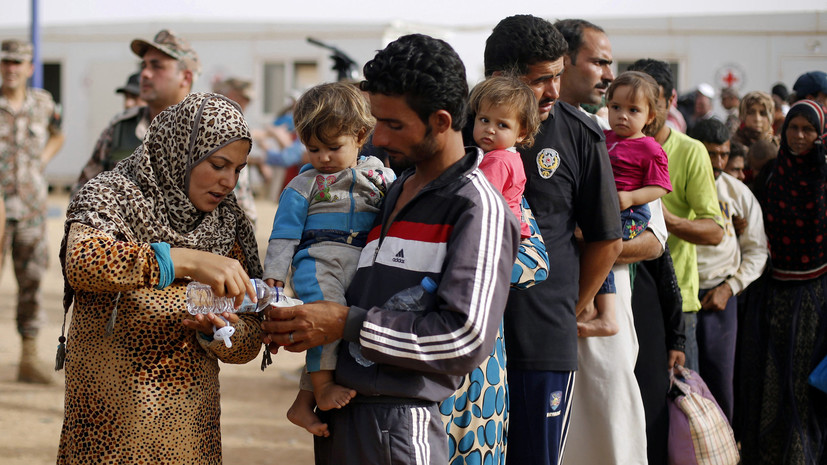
[577,293,619,337]
[576,299,598,323]
[311,369,357,411]
[287,389,329,437]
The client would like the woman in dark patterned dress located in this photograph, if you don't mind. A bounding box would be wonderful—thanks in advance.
[739,99,827,465]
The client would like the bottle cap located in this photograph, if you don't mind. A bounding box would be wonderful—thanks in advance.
[421,277,438,294]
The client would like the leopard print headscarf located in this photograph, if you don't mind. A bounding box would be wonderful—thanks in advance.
[61,92,261,312]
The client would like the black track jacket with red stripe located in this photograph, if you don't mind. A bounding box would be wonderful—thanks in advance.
[339,148,520,402]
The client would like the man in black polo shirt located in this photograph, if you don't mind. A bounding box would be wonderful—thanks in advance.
[484,15,622,465]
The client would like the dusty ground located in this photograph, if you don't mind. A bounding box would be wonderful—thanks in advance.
[0,193,316,465]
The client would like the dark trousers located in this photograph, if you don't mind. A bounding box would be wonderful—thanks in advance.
[314,397,447,465]
[697,288,738,422]
[506,369,575,465]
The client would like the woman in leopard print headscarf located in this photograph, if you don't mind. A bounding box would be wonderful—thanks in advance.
[58,93,263,464]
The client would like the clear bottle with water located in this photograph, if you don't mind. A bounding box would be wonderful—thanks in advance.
[186,278,303,348]
[350,276,438,367]
[186,278,279,315]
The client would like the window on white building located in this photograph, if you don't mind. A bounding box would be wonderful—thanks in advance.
[263,61,319,116]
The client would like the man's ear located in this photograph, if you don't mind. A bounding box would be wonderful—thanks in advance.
[429,109,453,134]
[182,69,194,89]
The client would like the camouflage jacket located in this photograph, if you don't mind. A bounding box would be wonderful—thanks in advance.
[0,88,61,221]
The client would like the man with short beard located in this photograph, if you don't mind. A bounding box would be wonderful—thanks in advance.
[262,34,519,465]
[73,29,200,194]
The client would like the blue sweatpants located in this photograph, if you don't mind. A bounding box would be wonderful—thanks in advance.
[506,369,575,465]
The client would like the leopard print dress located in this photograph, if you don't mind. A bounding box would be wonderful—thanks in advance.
[58,224,262,464]
[57,93,263,464]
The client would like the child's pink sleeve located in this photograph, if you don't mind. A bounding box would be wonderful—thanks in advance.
[478,151,531,238]
[641,140,673,192]
[478,155,511,193]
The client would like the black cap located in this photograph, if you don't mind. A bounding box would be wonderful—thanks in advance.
[793,71,827,98]
[116,72,141,96]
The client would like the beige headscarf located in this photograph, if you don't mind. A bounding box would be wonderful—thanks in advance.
[60,91,261,317]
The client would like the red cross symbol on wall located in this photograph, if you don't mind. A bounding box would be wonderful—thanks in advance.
[716,65,745,90]
[722,71,739,87]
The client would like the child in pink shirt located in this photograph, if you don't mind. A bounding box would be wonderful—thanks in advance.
[470,75,541,238]
[578,71,672,337]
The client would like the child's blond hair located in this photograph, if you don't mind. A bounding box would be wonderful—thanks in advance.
[469,75,540,148]
[607,71,664,138]
[294,82,375,147]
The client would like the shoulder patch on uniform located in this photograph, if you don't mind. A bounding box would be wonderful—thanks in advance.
[536,148,560,179]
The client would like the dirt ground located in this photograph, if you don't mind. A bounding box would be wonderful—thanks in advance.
[0,193,316,465]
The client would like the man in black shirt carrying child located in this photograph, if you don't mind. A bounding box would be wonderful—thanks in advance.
[483,15,623,465]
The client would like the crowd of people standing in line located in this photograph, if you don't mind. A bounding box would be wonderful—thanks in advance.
[1,12,825,465]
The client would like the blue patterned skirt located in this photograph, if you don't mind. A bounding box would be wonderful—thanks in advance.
[440,321,508,465]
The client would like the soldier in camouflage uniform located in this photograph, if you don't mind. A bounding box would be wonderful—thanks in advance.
[0,39,65,384]
[72,29,200,195]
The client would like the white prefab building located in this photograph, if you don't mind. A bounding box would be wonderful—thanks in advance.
[0,11,824,187]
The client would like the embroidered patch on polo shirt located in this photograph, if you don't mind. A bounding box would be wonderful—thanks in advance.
[537,148,560,179]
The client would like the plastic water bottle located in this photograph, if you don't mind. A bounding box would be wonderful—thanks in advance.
[350,276,438,367]
[383,277,438,312]
[186,278,279,315]
[186,278,303,348]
